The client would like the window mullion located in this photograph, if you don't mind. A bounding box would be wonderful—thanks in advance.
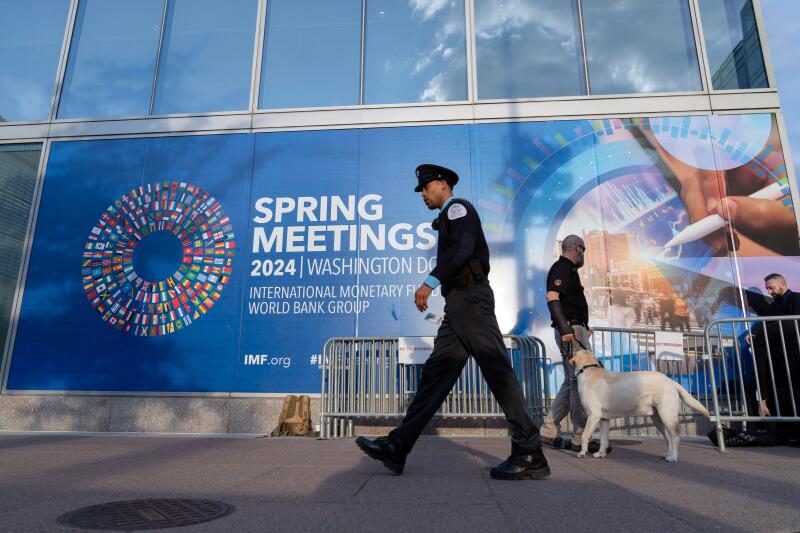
[577,0,591,96]
[149,0,170,116]
[359,0,367,105]
[50,0,81,121]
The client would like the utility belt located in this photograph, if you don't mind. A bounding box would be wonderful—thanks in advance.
[453,258,487,290]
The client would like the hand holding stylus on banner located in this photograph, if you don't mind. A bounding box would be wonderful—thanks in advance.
[663,182,788,248]
[633,120,799,256]
[713,182,795,249]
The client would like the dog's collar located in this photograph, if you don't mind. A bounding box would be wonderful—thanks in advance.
[576,363,601,375]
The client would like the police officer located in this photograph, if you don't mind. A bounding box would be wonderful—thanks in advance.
[356,164,549,481]
[540,235,603,453]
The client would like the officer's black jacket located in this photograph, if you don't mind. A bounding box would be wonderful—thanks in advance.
[546,256,589,326]
[747,288,800,352]
[746,290,800,406]
[431,198,490,296]
[746,288,800,318]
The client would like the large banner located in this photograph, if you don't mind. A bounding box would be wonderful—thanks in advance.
[7,114,799,392]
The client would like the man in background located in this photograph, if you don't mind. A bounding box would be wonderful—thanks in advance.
[539,235,602,453]
[746,273,800,446]
[674,294,691,332]
[659,292,677,331]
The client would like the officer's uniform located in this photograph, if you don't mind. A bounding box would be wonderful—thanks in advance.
[540,255,590,442]
[388,167,541,456]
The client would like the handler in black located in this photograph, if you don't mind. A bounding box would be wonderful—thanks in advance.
[355,164,549,480]
[539,235,601,453]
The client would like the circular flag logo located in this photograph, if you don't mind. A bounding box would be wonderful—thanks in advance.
[82,181,235,336]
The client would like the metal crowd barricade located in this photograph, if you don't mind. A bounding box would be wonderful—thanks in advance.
[705,315,800,452]
[318,335,551,439]
[589,327,726,415]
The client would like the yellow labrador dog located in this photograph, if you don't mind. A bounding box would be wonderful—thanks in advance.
[571,350,710,462]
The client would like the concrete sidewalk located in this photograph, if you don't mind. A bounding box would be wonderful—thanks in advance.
[0,433,799,532]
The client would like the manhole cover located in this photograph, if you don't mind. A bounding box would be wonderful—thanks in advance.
[58,499,235,530]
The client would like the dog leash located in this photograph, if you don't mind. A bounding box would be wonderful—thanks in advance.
[562,337,589,353]
[573,337,589,351]
[563,336,604,369]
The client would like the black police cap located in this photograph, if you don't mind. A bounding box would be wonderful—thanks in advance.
[414,164,459,192]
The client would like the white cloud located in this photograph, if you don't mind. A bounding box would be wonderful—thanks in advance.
[414,55,433,75]
[408,0,450,21]
[474,0,579,58]
[0,77,50,121]
[420,72,447,101]
[414,42,444,74]
[475,1,536,40]
[600,57,657,94]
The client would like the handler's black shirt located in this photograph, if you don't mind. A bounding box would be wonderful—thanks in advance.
[546,256,589,326]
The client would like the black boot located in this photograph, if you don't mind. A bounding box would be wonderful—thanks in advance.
[355,436,406,474]
[489,447,550,480]
[546,436,572,450]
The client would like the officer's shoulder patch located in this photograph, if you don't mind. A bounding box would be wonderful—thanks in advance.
[447,203,467,220]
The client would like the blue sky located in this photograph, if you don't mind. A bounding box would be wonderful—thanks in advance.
[761,0,800,177]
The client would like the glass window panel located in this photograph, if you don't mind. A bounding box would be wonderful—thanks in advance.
[699,0,768,90]
[475,0,586,100]
[583,0,702,94]
[58,0,164,120]
[761,0,799,175]
[363,0,467,105]
[260,0,361,109]
[0,0,70,122]
[153,0,258,115]
[0,144,40,362]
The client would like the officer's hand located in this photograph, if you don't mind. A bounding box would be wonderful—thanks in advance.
[759,399,771,417]
[415,284,433,312]
[561,333,574,342]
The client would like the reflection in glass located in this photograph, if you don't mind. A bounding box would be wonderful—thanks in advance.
[363,0,467,105]
[0,0,70,122]
[699,0,768,90]
[475,0,586,99]
[153,0,258,115]
[760,0,799,176]
[583,0,701,94]
[0,144,40,360]
[260,0,361,109]
[58,0,163,120]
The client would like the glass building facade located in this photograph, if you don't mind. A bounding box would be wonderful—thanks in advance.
[0,0,776,119]
[0,0,797,399]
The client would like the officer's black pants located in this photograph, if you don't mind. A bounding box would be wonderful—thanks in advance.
[389,282,541,455]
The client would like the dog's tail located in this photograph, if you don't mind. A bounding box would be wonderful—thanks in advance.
[676,383,711,418]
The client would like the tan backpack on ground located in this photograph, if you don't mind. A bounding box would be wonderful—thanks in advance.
[271,395,311,437]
